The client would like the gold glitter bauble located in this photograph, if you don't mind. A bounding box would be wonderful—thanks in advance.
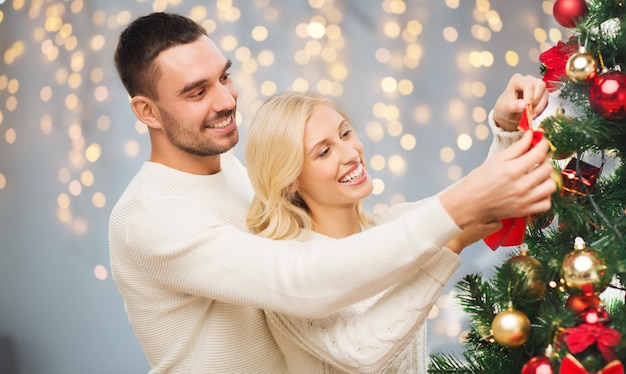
[561,237,610,296]
[504,246,546,299]
[550,147,576,161]
[537,108,576,160]
[565,51,598,82]
[491,307,531,347]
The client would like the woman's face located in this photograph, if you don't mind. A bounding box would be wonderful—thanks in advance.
[296,104,373,214]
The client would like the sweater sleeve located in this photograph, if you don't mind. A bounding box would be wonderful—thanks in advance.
[265,246,460,373]
[122,194,461,319]
[487,108,524,156]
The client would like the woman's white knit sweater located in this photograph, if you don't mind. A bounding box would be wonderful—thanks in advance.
[266,222,459,374]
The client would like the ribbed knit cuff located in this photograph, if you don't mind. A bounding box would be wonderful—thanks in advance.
[402,197,462,251]
[487,109,524,156]
[420,247,460,284]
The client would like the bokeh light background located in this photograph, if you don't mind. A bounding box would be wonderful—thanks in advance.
[0,0,568,372]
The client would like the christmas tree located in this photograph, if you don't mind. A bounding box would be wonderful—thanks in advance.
[429,1,626,373]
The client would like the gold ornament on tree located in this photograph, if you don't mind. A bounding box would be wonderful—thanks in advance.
[566,46,598,82]
[491,302,531,348]
[503,243,546,299]
[552,168,564,192]
[539,107,576,160]
[561,237,610,296]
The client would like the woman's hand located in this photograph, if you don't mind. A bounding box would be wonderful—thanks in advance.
[445,220,504,254]
[492,74,549,131]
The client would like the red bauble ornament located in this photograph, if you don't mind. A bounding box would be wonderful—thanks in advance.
[565,294,602,315]
[589,70,626,121]
[521,356,553,374]
[581,307,610,324]
[553,0,589,28]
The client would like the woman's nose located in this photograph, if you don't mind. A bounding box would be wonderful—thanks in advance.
[339,143,359,164]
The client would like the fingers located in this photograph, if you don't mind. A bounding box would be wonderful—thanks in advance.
[491,130,534,161]
[523,78,548,119]
[504,155,556,216]
[531,82,549,118]
[445,220,505,254]
[441,133,554,228]
[503,140,551,191]
[478,220,505,236]
[509,74,548,113]
[494,74,548,131]
[514,175,556,216]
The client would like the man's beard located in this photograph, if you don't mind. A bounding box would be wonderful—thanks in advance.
[159,107,239,157]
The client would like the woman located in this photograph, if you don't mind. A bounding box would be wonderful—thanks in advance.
[245,92,504,373]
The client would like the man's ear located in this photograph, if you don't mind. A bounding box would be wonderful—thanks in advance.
[131,95,162,130]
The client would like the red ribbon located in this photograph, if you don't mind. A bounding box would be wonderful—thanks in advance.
[483,104,544,250]
[483,216,527,250]
[564,323,622,363]
[560,353,624,374]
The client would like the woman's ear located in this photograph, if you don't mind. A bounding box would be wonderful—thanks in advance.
[130,96,162,130]
[286,181,299,194]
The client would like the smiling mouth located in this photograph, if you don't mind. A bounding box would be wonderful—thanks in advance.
[206,116,233,129]
[339,163,364,183]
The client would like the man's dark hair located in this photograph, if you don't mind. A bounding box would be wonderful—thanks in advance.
[114,12,208,99]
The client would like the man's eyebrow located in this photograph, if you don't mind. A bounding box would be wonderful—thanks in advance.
[177,59,233,96]
[178,79,208,96]
[223,59,232,74]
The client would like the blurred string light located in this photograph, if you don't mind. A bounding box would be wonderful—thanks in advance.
[0,0,558,344]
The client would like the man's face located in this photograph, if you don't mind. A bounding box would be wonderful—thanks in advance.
[153,36,239,157]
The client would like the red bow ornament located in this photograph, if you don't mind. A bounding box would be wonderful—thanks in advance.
[539,37,579,92]
[559,353,624,374]
[483,105,545,250]
[564,323,622,363]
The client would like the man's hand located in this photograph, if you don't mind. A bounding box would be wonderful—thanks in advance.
[493,74,549,131]
[440,131,557,229]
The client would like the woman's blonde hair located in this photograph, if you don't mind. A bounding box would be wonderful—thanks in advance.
[246,92,371,240]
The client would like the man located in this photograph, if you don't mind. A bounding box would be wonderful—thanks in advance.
[109,12,555,373]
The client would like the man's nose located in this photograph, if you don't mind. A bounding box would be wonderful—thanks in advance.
[212,84,236,112]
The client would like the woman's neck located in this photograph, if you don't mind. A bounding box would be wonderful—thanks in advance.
[310,206,361,239]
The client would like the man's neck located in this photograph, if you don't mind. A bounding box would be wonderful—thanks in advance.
[149,151,222,175]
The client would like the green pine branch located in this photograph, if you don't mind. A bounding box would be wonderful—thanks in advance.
[430,1,626,371]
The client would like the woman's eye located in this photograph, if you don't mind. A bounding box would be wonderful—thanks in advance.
[318,148,331,158]
[341,129,352,139]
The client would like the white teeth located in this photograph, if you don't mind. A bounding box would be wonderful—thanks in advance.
[207,116,232,128]
[340,164,364,183]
